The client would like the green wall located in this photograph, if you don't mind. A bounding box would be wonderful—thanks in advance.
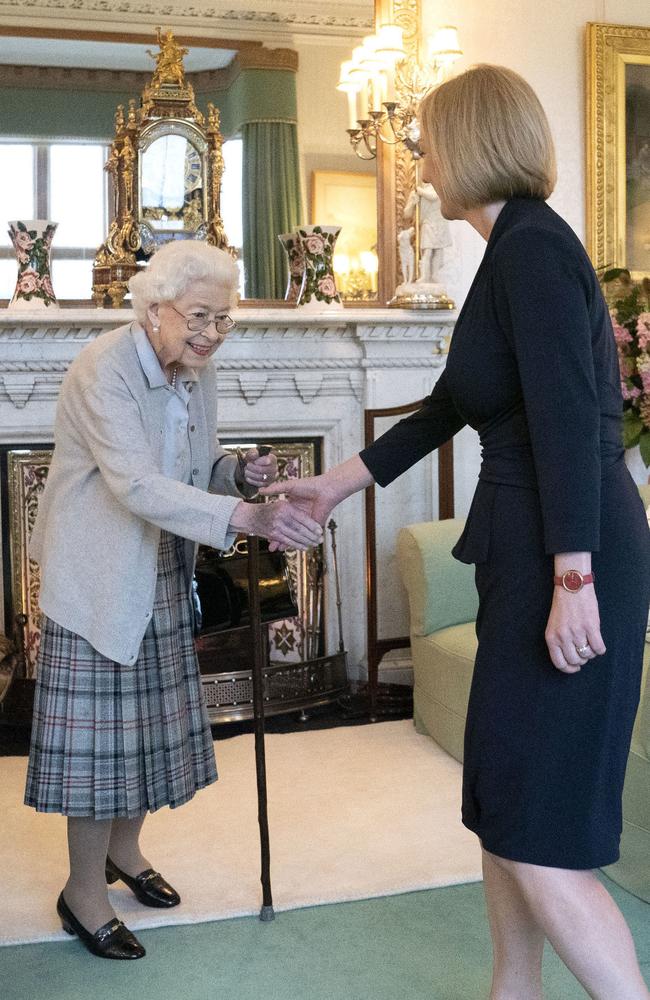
[0,68,296,141]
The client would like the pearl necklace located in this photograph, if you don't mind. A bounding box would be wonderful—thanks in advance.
[170,366,178,390]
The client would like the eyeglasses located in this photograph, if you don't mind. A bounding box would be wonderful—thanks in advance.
[169,304,236,335]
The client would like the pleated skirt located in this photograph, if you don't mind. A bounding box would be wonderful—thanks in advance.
[24,531,218,819]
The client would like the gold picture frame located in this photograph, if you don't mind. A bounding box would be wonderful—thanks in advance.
[311,169,378,300]
[587,22,650,278]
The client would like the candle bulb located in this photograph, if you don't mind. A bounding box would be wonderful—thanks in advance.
[386,63,396,103]
[373,73,387,109]
[347,90,357,129]
[359,80,369,120]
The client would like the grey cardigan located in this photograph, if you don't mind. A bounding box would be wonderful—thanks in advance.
[31,323,244,666]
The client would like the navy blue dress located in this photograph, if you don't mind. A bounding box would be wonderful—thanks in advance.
[361,198,650,869]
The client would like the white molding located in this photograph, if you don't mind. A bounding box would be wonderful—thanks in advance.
[0,1,373,41]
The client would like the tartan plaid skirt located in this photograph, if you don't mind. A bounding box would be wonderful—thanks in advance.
[24,531,218,819]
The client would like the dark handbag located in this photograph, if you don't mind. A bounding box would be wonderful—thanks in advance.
[193,538,298,636]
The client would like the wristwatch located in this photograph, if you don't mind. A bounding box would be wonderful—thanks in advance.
[553,570,595,593]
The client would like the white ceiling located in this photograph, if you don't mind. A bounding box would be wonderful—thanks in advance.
[0,37,238,72]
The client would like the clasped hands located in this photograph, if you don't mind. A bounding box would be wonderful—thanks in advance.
[230,453,331,552]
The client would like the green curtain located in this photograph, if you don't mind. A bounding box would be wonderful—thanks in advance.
[242,121,302,300]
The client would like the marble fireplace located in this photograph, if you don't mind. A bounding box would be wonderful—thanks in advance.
[0,305,481,681]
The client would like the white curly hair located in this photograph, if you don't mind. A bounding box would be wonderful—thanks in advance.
[129,240,239,325]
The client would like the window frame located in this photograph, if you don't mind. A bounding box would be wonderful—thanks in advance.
[1,135,244,303]
[0,138,110,304]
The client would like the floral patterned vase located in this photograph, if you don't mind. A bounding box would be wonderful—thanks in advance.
[278,232,306,303]
[295,225,343,310]
[7,220,59,310]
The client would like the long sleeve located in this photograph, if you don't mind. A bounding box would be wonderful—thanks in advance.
[67,370,241,551]
[209,450,243,497]
[492,226,601,553]
[359,369,466,487]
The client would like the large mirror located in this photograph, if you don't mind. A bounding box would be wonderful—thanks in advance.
[0,10,377,305]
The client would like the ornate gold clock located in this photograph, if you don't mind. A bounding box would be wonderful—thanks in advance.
[92,28,229,308]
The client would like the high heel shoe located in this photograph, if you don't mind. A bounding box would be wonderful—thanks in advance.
[105,856,181,908]
[57,892,145,960]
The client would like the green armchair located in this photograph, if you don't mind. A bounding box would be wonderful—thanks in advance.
[396,484,650,898]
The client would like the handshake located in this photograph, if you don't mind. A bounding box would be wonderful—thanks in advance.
[229,447,344,552]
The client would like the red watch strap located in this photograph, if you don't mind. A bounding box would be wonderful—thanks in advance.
[553,571,595,591]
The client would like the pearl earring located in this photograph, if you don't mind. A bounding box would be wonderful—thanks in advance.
[153,325,160,334]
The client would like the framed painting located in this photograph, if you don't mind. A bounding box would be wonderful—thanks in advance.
[587,23,650,277]
[310,169,378,299]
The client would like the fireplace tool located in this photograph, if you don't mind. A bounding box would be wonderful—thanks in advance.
[243,445,275,921]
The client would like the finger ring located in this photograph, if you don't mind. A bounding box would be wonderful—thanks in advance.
[262,474,268,482]
[575,643,591,656]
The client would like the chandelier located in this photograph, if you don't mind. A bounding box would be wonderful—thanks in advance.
[338,24,462,160]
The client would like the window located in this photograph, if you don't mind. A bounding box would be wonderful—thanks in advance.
[221,137,244,296]
[0,140,109,302]
[0,137,244,301]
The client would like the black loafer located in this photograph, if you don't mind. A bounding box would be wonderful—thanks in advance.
[105,856,181,908]
[57,892,145,960]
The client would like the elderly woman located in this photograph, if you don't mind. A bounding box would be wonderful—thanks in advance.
[265,67,650,998]
[25,240,322,960]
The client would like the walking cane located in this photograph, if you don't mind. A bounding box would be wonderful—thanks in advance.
[244,445,275,922]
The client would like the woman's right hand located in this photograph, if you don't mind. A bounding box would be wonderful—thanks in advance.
[260,474,339,526]
[228,498,323,551]
[260,455,374,529]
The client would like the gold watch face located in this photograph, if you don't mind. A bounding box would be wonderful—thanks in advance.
[562,570,584,593]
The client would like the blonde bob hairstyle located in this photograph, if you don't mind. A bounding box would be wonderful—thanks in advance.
[418,64,557,211]
[129,239,240,325]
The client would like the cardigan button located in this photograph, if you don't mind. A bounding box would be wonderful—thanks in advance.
[192,467,199,476]
[190,425,195,432]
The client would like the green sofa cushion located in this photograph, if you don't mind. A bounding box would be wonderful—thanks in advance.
[397,520,478,636]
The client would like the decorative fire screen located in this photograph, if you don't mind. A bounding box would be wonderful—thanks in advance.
[6,449,50,678]
[3,441,320,679]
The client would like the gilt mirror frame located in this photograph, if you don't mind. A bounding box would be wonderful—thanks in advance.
[374,0,420,305]
[0,12,412,309]
[0,22,301,310]
[586,22,650,279]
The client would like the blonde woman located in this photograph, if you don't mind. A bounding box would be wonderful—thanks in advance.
[25,240,322,959]
[264,66,650,998]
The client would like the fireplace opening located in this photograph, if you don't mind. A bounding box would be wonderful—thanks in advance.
[0,438,348,725]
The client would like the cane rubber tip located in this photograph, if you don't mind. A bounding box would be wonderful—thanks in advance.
[260,905,275,922]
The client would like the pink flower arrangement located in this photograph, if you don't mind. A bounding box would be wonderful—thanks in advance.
[601,269,650,467]
[637,313,650,350]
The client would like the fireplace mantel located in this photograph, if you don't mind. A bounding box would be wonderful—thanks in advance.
[0,306,474,678]
[0,306,453,415]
